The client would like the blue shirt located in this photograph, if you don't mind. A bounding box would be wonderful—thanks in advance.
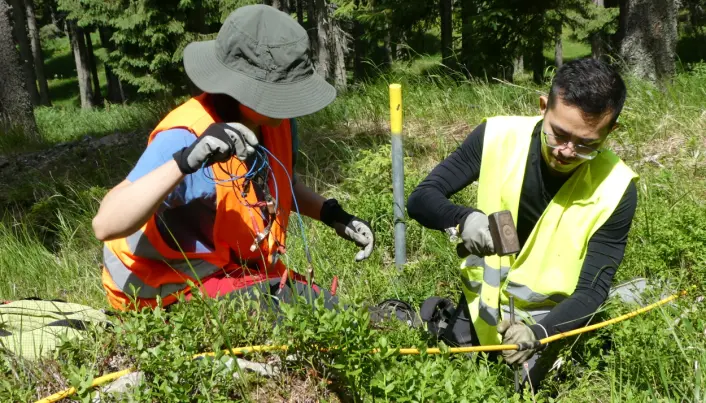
[127,120,299,253]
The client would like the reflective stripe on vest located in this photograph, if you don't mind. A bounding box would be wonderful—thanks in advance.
[103,228,224,299]
[103,246,185,299]
[459,115,638,345]
[505,282,567,304]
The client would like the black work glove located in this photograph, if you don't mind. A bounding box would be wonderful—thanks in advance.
[173,122,259,175]
[320,199,375,262]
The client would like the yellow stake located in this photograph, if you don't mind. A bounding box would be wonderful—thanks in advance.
[389,83,402,134]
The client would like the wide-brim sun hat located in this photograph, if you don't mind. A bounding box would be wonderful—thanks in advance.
[183,4,336,119]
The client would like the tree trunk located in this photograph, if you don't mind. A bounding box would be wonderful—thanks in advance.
[383,24,392,67]
[314,0,330,78]
[24,0,49,106]
[67,20,94,109]
[591,33,606,60]
[331,18,347,89]
[513,55,524,77]
[0,0,38,139]
[554,26,563,68]
[46,0,62,30]
[352,0,365,80]
[193,0,207,34]
[296,0,303,25]
[531,36,545,84]
[460,0,473,74]
[98,27,124,103]
[9,0,38,106]
[529,14,546,84]
[619,0,678,85]
[84,29,103,106]
[440,0,453,67]
[306,0,318,63]
[306,0,346,88]
[616,0,628,49]
[390,29,397,62]
[591,0,606,60]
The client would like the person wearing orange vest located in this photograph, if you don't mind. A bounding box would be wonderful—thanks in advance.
[91,5,375,311]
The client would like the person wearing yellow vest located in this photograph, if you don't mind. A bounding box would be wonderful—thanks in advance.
[91,5,374,311]
[407,58,638,389]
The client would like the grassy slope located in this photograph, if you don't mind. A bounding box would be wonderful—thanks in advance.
[1,39,705,401]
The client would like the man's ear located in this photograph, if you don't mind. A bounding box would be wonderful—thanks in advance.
[539,95,548,115]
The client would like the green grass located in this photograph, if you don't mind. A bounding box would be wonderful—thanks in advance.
[0,63,704,401]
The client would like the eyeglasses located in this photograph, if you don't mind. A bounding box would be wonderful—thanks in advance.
[542,129,602,160]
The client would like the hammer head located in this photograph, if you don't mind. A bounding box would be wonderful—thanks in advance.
[455,210,520,258]
[487,210,520,256]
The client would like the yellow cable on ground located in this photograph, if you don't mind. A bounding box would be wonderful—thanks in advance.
[35,369,133,403]
[34,290,687,403]
[537,289,687,346]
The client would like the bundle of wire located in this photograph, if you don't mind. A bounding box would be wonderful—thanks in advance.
[200,145,313,266]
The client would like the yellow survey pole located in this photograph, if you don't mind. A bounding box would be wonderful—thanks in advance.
[389,84,406,270]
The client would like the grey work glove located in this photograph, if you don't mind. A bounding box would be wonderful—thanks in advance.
[173,122,259,175]
[320,199,375,262]
[458,211,495,257]
[497,320,539,365]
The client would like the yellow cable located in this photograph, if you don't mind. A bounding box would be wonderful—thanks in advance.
[537,289,687,346]
[34,369,133,403]
[192,344,289,359]
[33,290,687,403]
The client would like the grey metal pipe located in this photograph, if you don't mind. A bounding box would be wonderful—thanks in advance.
[389,84,406,271]
[391,133,406,270]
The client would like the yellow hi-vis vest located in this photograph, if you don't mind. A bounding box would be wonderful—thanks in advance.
[460,115,638,346]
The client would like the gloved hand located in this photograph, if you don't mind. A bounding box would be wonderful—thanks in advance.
[497,320,539,365]
[458,211,495,257]
[173,122,259,175]
[320,199,375,262]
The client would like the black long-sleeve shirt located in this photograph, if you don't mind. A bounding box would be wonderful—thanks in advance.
[407,120,637,337]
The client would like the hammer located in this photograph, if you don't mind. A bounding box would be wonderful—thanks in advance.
[455,210,520,258]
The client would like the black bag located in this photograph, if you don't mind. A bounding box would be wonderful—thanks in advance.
[420,294,480,347]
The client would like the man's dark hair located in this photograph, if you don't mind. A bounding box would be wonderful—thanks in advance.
[547,58,627,126]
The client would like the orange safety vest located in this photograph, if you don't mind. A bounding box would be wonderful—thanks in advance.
[101,94,294,311]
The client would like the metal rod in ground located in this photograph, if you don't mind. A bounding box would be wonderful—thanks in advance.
[389,83,406,271]
[509,296,520,393]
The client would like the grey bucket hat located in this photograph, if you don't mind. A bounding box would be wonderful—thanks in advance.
[183,4,336,119]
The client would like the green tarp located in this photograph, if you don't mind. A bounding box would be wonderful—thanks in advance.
[0,300,111,361]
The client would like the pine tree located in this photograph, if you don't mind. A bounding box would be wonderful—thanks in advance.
[9,0,39,105]
[99,27,125,103]
[24,0,50,106]
[0,0,38,139]
[84,28,103,106]
[619,0,679,85]
[440,0,453,67]
[567,0,619,61]
[67,19,93,108]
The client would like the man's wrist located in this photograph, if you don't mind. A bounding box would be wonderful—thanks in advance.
[529,323,550,350]
[320,198,353,227]
[457,207,481,231]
